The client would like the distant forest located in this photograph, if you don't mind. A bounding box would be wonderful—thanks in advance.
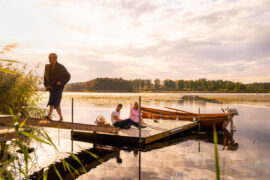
[64,78,270,92]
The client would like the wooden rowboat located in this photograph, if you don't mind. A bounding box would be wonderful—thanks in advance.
[141,107,238,130]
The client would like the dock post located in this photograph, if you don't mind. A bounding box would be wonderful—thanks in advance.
[198,108,201,152]
[198,108,201,131]
[72,98,74,125]
[138,96,142,180]
[139,96,142,146]
[138,96,142,179]
[71,98,74,153]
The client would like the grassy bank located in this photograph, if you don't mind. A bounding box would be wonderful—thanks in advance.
[64,89,270,93]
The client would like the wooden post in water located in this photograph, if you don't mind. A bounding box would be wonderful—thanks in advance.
[198,107,201,152]
[71,98,74,153]
[198,108,201,131]
[72,98,74,125]
[138,96,142,180]
[139,150,141,180]
[139,96,142,146]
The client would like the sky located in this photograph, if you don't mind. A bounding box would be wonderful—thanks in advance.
[0,0,269,83]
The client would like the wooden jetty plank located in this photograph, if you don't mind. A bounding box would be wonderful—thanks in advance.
[145,122,197,144]
[0,116,119,134]
[0,126,15,134]
[118,119,197,138]
[0,126,26,141]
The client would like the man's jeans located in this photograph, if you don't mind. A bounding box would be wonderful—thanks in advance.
[113,118,139,129]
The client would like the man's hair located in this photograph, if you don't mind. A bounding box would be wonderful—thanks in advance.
[49,53,58,59]
[117,104,123,107]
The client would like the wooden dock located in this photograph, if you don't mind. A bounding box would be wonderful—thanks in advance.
[0,116,197,146]
[72,119,197,146]
[0,115,119,134]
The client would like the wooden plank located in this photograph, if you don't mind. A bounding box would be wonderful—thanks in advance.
[0,115,13,118]
[144,122,197,144]
[0,117,119,134]
[0,126,15,134]
[0,126,27,141]
[118,119,196,138]
[0,133,26,141]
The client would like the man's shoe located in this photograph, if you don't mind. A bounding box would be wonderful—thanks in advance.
[141,124,147,128]
[43,116,52,121]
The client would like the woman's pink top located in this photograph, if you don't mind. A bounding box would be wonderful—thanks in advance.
[129,108,141,123]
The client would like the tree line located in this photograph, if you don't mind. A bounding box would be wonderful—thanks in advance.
[64,78,270,92]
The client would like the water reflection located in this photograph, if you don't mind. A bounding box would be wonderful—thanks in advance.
[195,129,238,152]
[29,144,118,180]
[180,95,221,106]
[26,127,238,180]
[81,129,238,180]
[32,93,270,179]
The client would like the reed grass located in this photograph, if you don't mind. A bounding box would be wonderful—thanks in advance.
[0,110,96,179]
[213,125,220,180]
[0,60,45,118]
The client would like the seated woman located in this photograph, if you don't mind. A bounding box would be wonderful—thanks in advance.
[129,102,147,128]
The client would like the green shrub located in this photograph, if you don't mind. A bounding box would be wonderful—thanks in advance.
[0,61,44,117]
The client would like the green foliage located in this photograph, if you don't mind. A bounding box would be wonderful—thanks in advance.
[65,77,270,92]
[0,59,21,64]
[0,62,44,117]
[20,131,51,146]
[163,79,176,89]
[213,126,220,180]
[154,79,160,89]
[66,77,134,92]
[0,111,91,179]
[69,153,87,173]
[0,110,58,179]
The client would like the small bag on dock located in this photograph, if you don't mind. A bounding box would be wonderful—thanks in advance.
[95,115,106,126]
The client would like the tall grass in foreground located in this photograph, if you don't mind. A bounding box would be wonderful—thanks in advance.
[0,59,45,118]
[213,125,220,180]
[0,111,89,179]
[0,110,57,179]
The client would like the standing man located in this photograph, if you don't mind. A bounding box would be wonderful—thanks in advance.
[44,53,70,121]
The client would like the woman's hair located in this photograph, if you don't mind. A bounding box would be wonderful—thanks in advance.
[133,102,138,109]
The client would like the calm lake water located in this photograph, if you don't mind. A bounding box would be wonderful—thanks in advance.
[29,93,270,180]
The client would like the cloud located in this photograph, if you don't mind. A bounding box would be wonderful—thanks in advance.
[0,0,269,83]
[0,43,20,54]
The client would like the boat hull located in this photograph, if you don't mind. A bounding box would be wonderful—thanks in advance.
[141,107,233,130]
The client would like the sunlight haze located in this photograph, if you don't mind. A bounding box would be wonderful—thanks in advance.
[0,0,269,83]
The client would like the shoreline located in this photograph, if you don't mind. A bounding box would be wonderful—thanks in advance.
[62,90,270,94]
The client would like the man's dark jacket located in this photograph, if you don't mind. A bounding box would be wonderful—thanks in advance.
[44,62,71,90]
